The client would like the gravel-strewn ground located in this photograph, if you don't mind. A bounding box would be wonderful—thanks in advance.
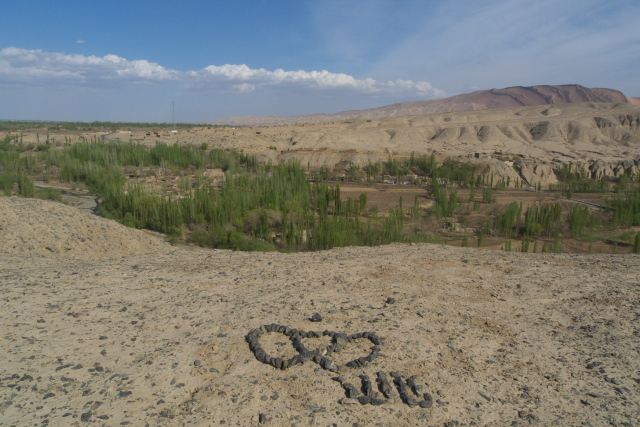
[1,198,639,426]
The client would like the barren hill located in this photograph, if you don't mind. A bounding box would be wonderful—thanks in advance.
[1,197,639,426]
[212,84,639,126]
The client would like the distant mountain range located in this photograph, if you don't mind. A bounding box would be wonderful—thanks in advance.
[210,84,640,126]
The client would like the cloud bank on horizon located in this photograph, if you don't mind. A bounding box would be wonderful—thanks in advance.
[0,0,638,122]
[0,47,442,98]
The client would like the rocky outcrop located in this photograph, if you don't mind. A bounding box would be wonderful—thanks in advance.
[516,161,559,188]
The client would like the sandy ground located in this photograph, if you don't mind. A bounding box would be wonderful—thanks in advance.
[1,198,640,426]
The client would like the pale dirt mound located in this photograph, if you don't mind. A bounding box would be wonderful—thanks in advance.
[0,197,172,260]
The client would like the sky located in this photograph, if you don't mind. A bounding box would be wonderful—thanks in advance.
[1,0,638,122]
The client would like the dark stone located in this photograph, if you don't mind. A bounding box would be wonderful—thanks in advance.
[478,391,492,402]
[605,376,620,385]
[194,360,202,367]
[376,371,394,399]
[420,393,433,408]
[81,412,92,422]
[371,398,386,406]
[301,351,315,362]
[320,357,339,372]
[360,375,374,396]
[310,313,323,322]
[407,376,423,395]
[394,376,418,407]
[386,297,396,304]
[370,336,383,346]
[343,382,360,398]
[358,395,372,405]
[259,413,267,423]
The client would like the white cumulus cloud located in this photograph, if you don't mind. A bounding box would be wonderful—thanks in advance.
[0,47,443,98]
[0,47,177,86]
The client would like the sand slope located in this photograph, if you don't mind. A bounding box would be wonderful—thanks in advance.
[1,198,639,426]
[0,197,172,261]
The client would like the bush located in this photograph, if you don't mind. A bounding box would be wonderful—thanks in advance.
[18,173,35,198]
[35,187,64,203]
[0,173,15,196]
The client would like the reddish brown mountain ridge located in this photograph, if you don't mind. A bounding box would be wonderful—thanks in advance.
[212,84,639,126]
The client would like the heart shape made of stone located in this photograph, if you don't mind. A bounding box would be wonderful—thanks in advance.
[245,324,383,372]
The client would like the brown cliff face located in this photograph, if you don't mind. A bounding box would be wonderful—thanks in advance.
[211,85,638,126]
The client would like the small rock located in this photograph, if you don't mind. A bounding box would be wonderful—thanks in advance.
[478,391,492,402]
[358,395,373,405]
[193,360,202,367]
[604,376,620,385]
[386,297,396,304]
[310,313,323,322]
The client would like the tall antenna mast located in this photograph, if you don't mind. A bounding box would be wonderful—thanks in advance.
[172,101,177,133]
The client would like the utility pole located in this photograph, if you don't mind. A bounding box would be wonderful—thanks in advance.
[172,101,177,133]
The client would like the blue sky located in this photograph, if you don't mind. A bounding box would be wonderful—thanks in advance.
[1,0,638,122]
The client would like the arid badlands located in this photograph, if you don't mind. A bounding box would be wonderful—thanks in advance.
[1,85,640,426]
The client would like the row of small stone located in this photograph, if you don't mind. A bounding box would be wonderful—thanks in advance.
[245,324,383,372]
[333,372,433,408]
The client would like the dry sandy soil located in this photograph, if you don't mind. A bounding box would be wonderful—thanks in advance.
[1,197,639,426]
